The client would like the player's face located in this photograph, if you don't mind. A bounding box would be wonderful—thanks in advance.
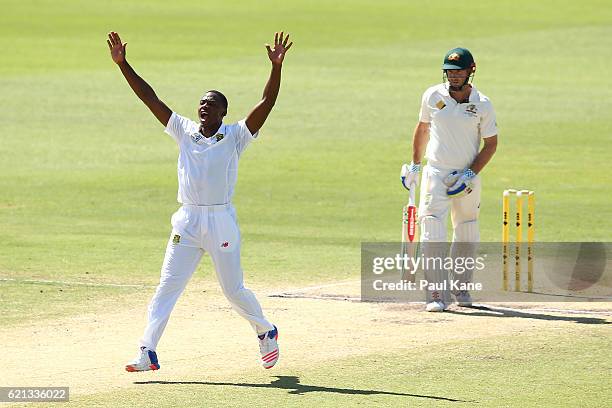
[198,93,226,126]
[446,68,472,88]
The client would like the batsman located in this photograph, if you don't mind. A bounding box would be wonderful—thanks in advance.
[401,48,498,312]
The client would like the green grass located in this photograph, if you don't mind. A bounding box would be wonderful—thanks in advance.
[2,3,610,406]
[1,1,611,320]
[17,327,609,408]
[0,280,141,325]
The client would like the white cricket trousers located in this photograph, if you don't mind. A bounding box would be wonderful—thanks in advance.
[418,164,482,237]
[418,165,481,302]
[139,204,274,351]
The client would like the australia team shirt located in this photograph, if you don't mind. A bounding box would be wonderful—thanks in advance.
[419,83,498,170]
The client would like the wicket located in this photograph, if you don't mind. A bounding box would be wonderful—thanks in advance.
[502,189,535,292]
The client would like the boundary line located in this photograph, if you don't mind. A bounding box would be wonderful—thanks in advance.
[0,277,156,289]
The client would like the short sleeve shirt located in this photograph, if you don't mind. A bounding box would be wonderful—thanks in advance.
[164,112,258,205]
[419,83,497,170]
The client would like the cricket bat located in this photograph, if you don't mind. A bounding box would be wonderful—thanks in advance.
[401,183,418,282]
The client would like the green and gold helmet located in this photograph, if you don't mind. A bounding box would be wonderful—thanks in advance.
[442,47,475,70]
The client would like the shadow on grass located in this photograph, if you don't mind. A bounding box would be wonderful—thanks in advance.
[135,375,470,402]
[447,305,610,325]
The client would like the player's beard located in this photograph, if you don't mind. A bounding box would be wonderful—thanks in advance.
[448,76,469,92]
[449,83,465,92]
[444,70,473,92]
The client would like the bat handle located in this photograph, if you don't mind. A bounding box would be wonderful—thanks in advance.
[408,182,417,206]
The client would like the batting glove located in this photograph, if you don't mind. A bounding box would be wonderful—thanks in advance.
[400,162,421,190]
[445,169,476,197]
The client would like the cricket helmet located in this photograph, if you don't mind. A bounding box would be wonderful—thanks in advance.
[442,47,475,70]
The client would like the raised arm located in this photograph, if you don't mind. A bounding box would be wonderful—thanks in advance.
[245,32,293,135]
[107,31,172,127]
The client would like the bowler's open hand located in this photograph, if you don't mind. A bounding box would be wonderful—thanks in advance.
[266,32,292,66]
[107,31,127,64]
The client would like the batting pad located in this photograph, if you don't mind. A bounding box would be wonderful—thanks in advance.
[420,216,447,242]
[449,220,479,293]
[452,219,479,242]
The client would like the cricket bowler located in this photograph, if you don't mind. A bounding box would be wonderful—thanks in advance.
[107,31,292,370]
[400,48,498,312]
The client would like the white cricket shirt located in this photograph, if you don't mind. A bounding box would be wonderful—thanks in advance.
[419,83,497,170]
[164,112,258,205]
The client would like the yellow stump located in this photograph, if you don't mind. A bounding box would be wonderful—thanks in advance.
[515,191,524,291]
[502,190,511,291]
[502,189,535,293]
[527,191,535,292]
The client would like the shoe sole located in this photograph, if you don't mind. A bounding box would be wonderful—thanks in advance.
[425,306,448,312]
[125,363,160,372]
[262,349,279,369]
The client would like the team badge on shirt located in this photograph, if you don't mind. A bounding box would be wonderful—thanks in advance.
[465,104,478,117]
[191,132,224,144]
[436,100,446,110]
[191,132,206,145]
[173,234,181,244]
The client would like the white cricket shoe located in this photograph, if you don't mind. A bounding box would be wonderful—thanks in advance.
[125,347,160,372]
[258,325,279,369]
[455,290,473,307]
[425,300,447,312]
